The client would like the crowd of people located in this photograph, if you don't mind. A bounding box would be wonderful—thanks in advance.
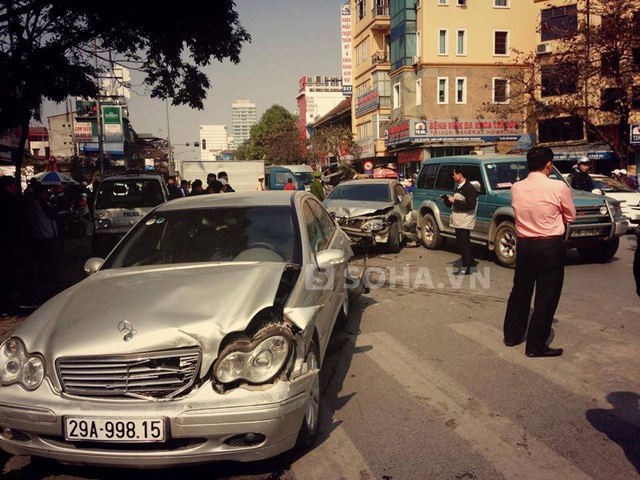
[0,176,93,315]
[166,171,236,199]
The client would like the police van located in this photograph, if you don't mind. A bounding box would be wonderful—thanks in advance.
[92,170,169,257]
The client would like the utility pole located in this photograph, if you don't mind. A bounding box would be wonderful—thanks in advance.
[94,41,105,178]
[165,100,173,175]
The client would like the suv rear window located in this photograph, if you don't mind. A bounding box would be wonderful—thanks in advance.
[485,161,565,189]
[96,179,164,209]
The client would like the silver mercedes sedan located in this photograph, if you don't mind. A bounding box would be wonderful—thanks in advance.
[0,191,366,468]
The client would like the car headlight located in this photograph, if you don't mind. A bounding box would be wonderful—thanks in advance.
[95,218,112,230]
[0,338,45,390]
[214,329,292,384]
[362,218,389,232]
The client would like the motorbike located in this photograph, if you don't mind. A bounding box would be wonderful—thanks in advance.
[58,205,91,239]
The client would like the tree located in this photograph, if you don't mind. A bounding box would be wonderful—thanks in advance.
[483,0,640,164]
[0,0,250,189]
[243,105,304,164]
[307,125,358,179]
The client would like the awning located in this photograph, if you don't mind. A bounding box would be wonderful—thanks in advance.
[550,143,613,162]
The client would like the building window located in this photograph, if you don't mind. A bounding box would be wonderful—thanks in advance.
[494,0,508,7]
[538,116,584,143]
[633,47,640,71]
[438,0,448,4]
[492,78,509,104]
[541,5,578,42]
[416,79,422,106]
[456,30,466,55]
[438,77,448,104]
[632,86,640,109]
[455,77,466,104]
[356,0,366,20]
[494,31,508,55]
[600,88,624,112]
[541,63,578,96]
[601,52,620,76]
[438,29,448,55]
[393,83,401,109]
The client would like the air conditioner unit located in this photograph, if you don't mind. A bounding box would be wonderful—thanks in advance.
[536,43,552,55]
[412,55,421,65]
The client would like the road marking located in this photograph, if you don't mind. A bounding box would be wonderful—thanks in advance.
[291,420,373,480]
[358,331,592,480]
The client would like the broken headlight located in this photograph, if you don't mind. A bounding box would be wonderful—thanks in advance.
[214,327,292,384]
[362,218,389,232]
[0,338,45,390]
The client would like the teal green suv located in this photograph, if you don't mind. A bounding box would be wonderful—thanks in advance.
[413,155,629,268]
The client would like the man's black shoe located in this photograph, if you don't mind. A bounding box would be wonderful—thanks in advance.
[453,269,472,276]
[504,339,524,347]
[525,347,563,358]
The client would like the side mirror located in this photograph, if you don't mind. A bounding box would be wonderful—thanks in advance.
[395,195,403,204]
[315,249,346,266]
[84,257,104,276]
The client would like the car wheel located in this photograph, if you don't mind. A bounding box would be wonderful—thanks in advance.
[494,221,517,269]
[296,340,321,449]
[421,213,443,249]
[386,220,401,253]
[577,237,619,263]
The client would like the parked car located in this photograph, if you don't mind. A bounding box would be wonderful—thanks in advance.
[589,174,640,231]
[92,170,169,257]
[413,155,629,268]
[323,179,418,253]
[0,191,366,468]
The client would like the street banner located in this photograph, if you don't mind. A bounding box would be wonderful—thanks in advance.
[74,123,93,143]
[341,3,352,96]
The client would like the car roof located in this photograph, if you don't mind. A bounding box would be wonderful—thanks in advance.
[421,154,527,164]
[101,172,164,181]
[335,179,397,186]
[154,191,302,212]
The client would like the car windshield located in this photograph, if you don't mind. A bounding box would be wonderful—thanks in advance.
[295,172,314,185]
[592,177,635,192]
[101,206,300,268]
[484,161,565,190]
[327,183,391,202]
[95,179,164,209]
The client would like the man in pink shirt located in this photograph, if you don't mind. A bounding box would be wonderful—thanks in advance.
[503,147,576,358]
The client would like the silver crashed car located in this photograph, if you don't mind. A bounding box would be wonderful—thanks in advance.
[0,191,366,468]
[323,179,417,253]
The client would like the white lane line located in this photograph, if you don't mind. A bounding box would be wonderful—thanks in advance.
[291,415,373,480]
[358,331,592,480]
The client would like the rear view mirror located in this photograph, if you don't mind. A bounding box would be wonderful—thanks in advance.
[84,257,104,276]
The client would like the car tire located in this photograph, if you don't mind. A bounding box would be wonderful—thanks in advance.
[296,339,321,449]
[386,220,401,253]
[421,213,443,250]
[577,237,619,263]
[494,221,518,269]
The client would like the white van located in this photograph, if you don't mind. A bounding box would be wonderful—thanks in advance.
[92,171,169,257]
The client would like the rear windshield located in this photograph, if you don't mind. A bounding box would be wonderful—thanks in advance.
[327,183,391,202]
[95,179,165,209]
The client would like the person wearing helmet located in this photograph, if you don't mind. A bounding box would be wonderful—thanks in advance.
[618,168,637,189]
[569,156,594,192]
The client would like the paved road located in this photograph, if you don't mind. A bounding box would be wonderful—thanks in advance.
[1,234,639,479]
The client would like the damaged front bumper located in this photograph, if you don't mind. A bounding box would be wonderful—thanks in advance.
[336,217,391,245]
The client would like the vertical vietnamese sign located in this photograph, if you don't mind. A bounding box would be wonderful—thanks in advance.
[102,106,123,142]
[341,3,352,96]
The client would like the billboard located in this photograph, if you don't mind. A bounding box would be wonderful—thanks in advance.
[102,106,123,142]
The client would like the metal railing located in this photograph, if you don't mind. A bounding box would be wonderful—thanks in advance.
[372,51,390,65]
[372,3,390,17]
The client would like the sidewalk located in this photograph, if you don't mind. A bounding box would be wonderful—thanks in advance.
[0,231,93,341]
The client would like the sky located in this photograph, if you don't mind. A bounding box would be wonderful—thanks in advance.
[42,0,344,157]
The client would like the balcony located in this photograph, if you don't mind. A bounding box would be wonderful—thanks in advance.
[371,51,390,65]
[371,2,390,30]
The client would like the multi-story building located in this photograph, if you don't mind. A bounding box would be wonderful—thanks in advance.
[231,98,257,150]
[296,76,345,142]
[352,0,536,177]
[199,125,229,160]
[48,112,76,160]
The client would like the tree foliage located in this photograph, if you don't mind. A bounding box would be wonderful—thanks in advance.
[0,0,250,188]
[483,0,640,162]
[243,104,304,164]
[307,124,358,178]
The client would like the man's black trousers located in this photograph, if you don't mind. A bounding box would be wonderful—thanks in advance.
[455,228,473,269]
[503,237,565,353]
